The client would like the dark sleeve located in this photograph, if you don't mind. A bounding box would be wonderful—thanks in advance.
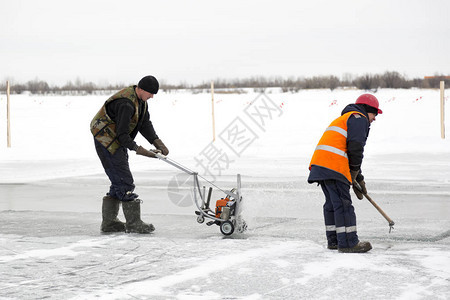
[107,99,139,151]
[346,114,369,172]
[139,109,159,145]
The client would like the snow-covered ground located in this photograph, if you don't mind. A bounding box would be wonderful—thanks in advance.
[0,88,449,299]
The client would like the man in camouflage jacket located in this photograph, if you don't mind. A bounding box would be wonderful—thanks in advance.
[90,75,169,234]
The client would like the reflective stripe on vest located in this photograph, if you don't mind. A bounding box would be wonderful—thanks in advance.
[326,126,348,138]
[315,145,348,159]
[309,111,366,183]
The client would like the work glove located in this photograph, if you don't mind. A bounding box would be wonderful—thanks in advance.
[350,169,367,200]
[136,146,160,158]
[153,138,169,156]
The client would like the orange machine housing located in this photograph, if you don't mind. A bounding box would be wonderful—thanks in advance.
[215,198,231,218]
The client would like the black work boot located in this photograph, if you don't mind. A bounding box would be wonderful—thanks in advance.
[122,199,155,234]
[338,241,372,253]
[101,195,126,233]
[327,243,338,250]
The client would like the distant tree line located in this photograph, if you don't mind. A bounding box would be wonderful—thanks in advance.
[0,78,125,95]
[1,72,449,94]
[194,72,449,93]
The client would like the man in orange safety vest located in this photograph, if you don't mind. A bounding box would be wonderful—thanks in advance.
[308,94,382,253]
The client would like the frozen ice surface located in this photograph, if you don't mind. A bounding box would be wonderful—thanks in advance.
[0,89,449,299]
[1,169,449,299]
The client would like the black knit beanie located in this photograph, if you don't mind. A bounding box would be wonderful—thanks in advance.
[138,75,159,94]
[360,104,378,115]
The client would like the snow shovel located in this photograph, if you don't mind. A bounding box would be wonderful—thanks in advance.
[353,181,395,233]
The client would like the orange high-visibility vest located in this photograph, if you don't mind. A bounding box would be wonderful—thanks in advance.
[309,111,367,183]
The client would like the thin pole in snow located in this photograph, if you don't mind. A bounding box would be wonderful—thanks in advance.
[211,81,216,142]
[440,81,445,139]
[6,81,11,148]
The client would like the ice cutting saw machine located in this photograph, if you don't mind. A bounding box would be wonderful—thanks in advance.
[155,153,247,236]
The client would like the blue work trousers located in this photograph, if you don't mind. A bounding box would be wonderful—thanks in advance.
[94,139,137,201]
[320,180,359,248]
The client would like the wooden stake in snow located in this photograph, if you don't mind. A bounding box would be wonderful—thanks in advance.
[211,81,216,142]
[6,81,11,147]
[440,81,445,139]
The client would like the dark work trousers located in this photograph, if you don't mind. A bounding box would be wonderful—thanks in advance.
[94,139,136,201]
[320,180,359,248]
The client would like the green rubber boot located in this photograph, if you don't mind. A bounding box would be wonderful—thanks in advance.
[122,199,155,234]
[101,195,126,233]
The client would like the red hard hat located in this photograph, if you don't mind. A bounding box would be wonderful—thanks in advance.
[355,94,382,114]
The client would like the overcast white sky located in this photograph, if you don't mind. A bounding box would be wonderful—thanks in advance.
[1,0,449,86]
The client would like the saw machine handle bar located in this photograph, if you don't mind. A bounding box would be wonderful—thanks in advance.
[155,153,196,175]
[155,153,238,203]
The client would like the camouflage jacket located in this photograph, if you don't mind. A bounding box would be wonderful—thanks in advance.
[90,86,146,154]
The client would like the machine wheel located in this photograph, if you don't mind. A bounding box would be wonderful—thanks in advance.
[197,215,205,224]
[220,221,234,236]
